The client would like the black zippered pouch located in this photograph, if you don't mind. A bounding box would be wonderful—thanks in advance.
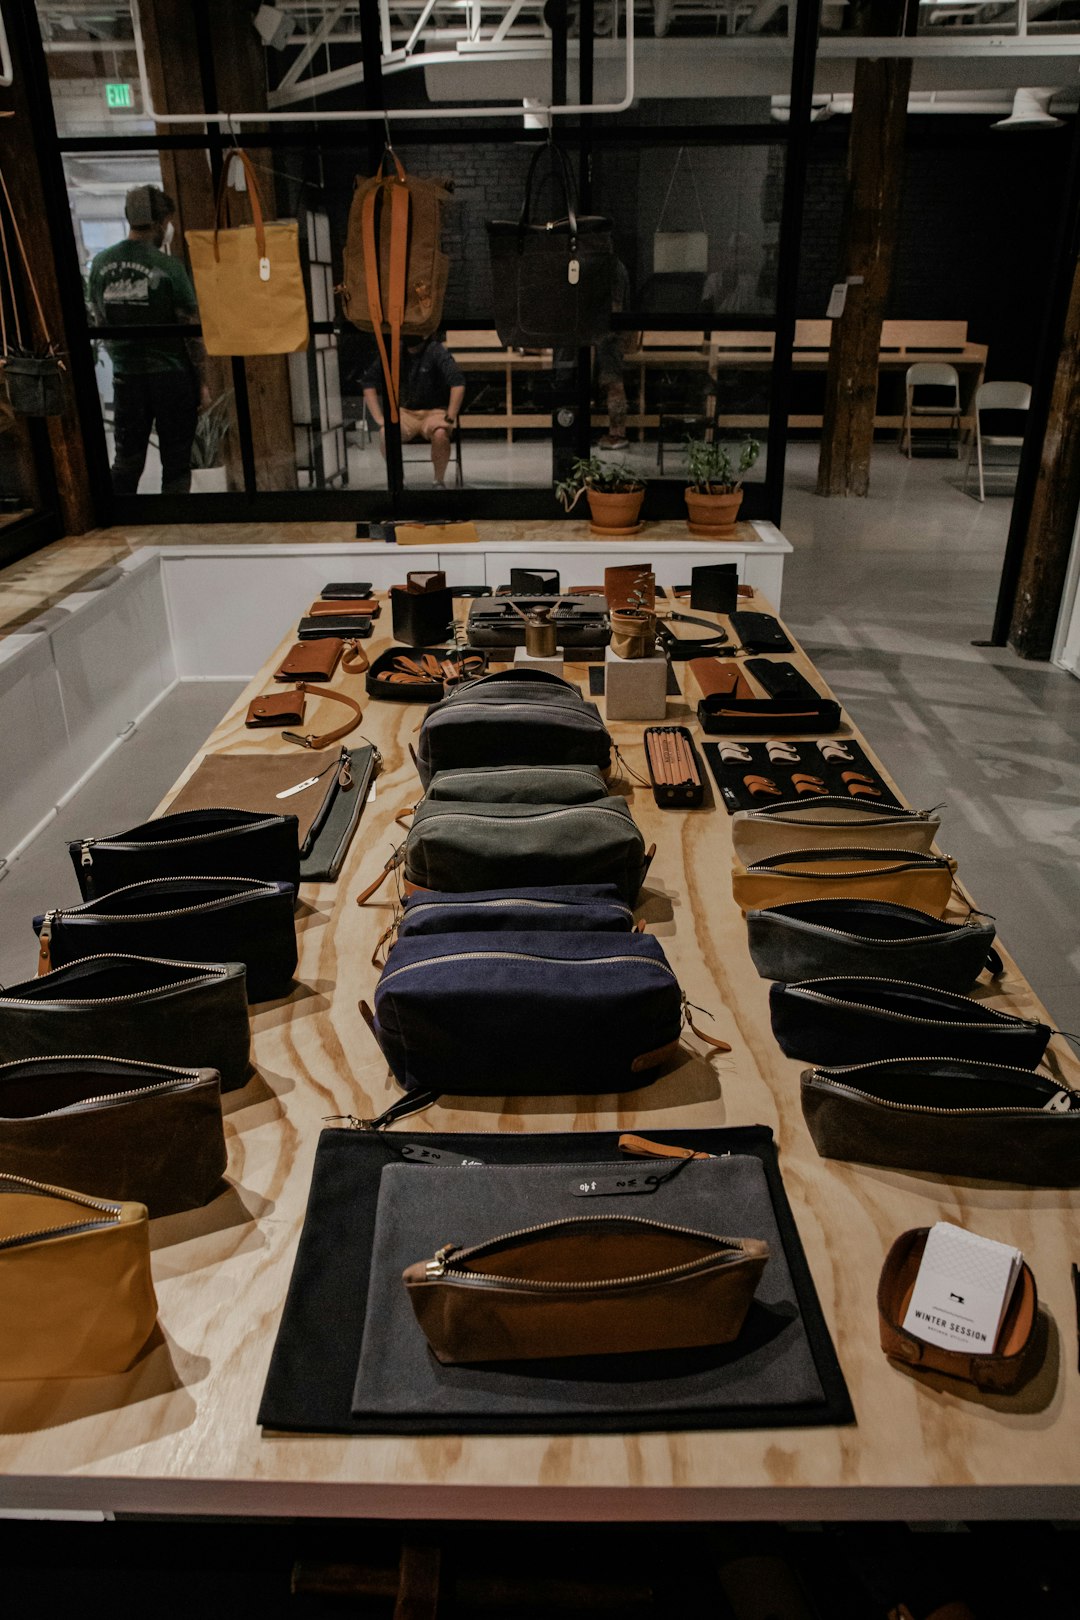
[69,808,300,900]
[300,743,378,882]
[746,899,1000,992]
[33,877,297,1003]
[770,976,1052,1068]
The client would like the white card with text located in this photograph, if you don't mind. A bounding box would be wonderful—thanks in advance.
[902,1222,1023,1356]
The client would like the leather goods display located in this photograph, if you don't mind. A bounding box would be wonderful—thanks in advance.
[68,807,300,900]
[246,690,305,728]
[397,884,634,940]
[164,749,360,857]
[0,1056,226,1218]
[391,571,453,648]
[745,900,1001,993]
[404,1216,770,1365]
[732,848,957,916]
[321,582,372,599]
[801,1058,1080,1186]
[731,799,941,862]
[878,1227,1038,1393]
[704,738,901,814]
[306,598,380,618]
[0,1173,159,1380]
[33,877,297,1003]
[260,1126,853,1435]
[467,595,610,651]
[603,565,656,612]
[644,726,705,808]
[367,930,682,1096]
[340,150,451,422]
[0,955,251,1091]
[297,615,375,641]
[728,611,794,654]
[770,977,1052,1067]
[366,646,487,703]
[416,670,612,786]
[424,763,610,805]
[185,149,309,357]
[487,143,615,348]
[396,797,650,906]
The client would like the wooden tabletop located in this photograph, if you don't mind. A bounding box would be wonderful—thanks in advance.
[1,591,1077,1520]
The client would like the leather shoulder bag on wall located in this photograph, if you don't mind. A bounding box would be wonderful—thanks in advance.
[487,143,615,348]
[186,150,309,356]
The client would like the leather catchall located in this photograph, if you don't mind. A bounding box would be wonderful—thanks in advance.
[34,876,297,1003]
[403,1216,769,1363]
[731,798,941,861]
[732,848,957,916]
[801,1057,1080,1186]
[745,900,1000,994]
[878,1227,1038,1394]
[0,955,251,1091]
[770,976,1052,1067]
[0,1056,226,1218]
[0,1172,159,1380]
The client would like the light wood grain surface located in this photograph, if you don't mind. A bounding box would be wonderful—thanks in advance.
[1,589,1077,1520]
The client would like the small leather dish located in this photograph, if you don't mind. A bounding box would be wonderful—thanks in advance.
[877,1227,1039,1394]
[404,1216,770,1364]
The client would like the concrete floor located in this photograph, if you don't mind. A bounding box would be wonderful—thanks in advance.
[779,440,1079,1030]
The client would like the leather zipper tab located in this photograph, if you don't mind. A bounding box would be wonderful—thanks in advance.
[36,913,54,977]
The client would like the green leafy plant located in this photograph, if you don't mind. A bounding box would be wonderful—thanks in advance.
[685,437,760,494]
[555,455,645,513]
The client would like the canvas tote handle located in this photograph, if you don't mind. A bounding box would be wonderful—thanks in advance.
[213,150,269,278]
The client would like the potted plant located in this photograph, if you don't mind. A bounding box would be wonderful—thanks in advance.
[684,437,760,535]
[555,456,646,532]
[609,570,657,659]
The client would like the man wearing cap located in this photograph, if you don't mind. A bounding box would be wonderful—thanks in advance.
[89,185,210,495]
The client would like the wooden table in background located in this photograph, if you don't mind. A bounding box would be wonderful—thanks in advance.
[0,591,1077,1520]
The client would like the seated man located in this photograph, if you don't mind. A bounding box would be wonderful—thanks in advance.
[362,335,465,488]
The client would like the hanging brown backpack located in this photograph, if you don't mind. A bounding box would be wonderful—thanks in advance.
[339,151,452,424]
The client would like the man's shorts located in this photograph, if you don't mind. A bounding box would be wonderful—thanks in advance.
[400,408,451,442]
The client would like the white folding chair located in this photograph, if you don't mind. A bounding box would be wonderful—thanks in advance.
[901,362,962,458]
[964,380,1031,502]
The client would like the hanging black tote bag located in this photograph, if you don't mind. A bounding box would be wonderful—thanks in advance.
[487,144,615,348]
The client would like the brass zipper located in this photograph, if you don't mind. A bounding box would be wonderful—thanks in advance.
[0,955,228,1007]
[416,805,632,827]
[747,796,931,824]
[0,1171,123,1252]
[381,950,676,987]
[405,897,632,919]
[0,1053,204,1118]
[807,1057,1079,1116]
[763,898,980,944]
[79,810,284,870]
[789,976,1038,1029]
[425,1215,746,1288]
[749,850,950,877]
[41,876,276,923]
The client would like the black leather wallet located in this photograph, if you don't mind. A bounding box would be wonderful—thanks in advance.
[298,616,375,640]
[321,582,373,599]
[729,612,794,654]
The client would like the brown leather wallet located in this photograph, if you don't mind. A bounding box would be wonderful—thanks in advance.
[689,658,756,701]
[246,690,305,728]
[276,638,342,682]
[306,598,380,618]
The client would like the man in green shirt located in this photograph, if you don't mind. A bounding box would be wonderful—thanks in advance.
[89,185,209,495]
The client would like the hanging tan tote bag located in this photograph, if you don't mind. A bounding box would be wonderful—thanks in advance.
[186,150,309,356]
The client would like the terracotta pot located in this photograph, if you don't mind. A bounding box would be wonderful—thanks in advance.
[586,486,644,530]
[684,487,743,534]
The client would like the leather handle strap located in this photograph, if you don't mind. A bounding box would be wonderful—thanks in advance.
[341,638,370,675]
[214,149,267,264]
[282,682,362,750]
[361,168,410,423]
[362,183,396,423]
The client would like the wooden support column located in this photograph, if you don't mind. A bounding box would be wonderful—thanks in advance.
[140,0,297,493]
[816,44,911,498]
[1008,250,1080,659]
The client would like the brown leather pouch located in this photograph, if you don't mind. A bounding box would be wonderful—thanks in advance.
[247,690,305,728]
[689,658,756,701]
[403,1217,769,1364]
[275,638,343,682]
[878,1227,1039,1394]
[306,598,380,618]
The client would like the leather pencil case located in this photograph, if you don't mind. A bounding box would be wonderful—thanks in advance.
[732,848,957,915]
[307,597,380,618]
[0,955,251,1091]
[34,876,297,1003]
[0,1056,226,1218]
[770,976,1052,1067]
[0,1173,159,1380]
[698,694,843,735]
[878,1228,1038,1393]
[731,798,941,861]
[643,725,705,808]
[745,899,1000,992]
[802,1057,1080,1185]
[68,806,300,899]
[403,1215,770,1363]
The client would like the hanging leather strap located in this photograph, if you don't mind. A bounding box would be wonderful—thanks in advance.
[281,682,363,750]
[213,149,268,271]
[682,1000,732,1056]
[0,163,56,353]
[361,159,411,425]
[356,849,403,906]
[341,638,370,675]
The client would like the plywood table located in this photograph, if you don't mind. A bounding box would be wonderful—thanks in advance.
[1,591,1077,1521]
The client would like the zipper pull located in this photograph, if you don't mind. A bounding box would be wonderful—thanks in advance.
[37,912,55,976]
[337,747,353,790]
[681,993,732,1055]
[80,839,94,867]
[426,1243,458,1278]
[618,1133,714,1162]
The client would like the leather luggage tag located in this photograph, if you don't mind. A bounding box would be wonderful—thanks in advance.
[246,690,305,728]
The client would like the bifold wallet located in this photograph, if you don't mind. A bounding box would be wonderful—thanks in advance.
[276,638,343,682]
[247,690,305,727]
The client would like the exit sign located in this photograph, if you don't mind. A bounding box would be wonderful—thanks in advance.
[105,82,134,110]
